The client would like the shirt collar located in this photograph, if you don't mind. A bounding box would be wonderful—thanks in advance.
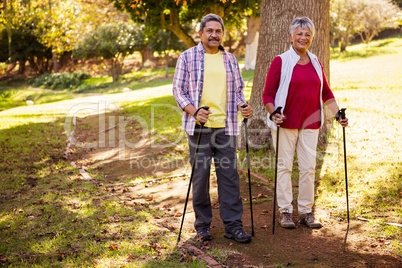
[197,42,226,54]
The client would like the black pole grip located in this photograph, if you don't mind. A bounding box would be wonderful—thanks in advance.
[241,104,248,123]
[339,108,347,120]
[199,106,209,126]
[269,106,283,122]
[275,106,282,114]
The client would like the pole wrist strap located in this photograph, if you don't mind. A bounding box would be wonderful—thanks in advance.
[335,110,341,121]
[269,110,279,122]
[193,108,201,120]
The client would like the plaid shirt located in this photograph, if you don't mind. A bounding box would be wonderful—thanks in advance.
[173,42,246,136]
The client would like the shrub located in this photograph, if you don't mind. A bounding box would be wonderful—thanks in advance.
[28,71,90,90]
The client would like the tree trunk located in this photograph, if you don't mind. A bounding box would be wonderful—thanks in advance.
[161,9,196,48]
[28,57,39,74]
[18,60,26,74]
[52,50,58,73]
[107,58,122,82]
[206,3,224,18]
[164,53,169,78]
[243,0,331,150]
[5,61,16,74]
[244,32,259,71]
[140,46,155,67]
[340,38,347,52]
[244,16,260,71]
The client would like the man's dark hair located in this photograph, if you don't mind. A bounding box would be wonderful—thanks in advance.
[199,13,225,32]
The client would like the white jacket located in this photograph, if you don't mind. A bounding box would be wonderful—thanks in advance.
[267,46,324,130]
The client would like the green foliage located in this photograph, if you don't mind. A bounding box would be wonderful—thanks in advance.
[28,71,90,90]
[150,29,188,55]
[111,0,260,47]
[73,22,145,81]
[0,0,133,68]
[355,0,401,44]
[0,28,51,63]
[73,23,144,60]
[330,0,401,51]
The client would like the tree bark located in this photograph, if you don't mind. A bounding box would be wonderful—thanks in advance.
[140,46,155,67]
[107,58,122,82]
[206,3,225,18]
[244,16,260,71]
[18,60,26,74]
[243,0,331,149]
[52,51,58,73]
[28,57,39,74]
[161,9,196,48]
[164,52,169,78]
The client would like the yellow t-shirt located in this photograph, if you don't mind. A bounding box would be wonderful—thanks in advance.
[200,51,227,128]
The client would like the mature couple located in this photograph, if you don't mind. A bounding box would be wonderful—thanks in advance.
[172,14,348,243]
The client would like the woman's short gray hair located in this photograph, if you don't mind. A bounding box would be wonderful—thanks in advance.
[289,17,315,36]
[199,13,225,32]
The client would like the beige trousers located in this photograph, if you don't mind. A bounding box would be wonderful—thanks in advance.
[271,128,319,214]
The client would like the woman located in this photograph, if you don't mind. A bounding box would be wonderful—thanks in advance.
[263,17,348,229]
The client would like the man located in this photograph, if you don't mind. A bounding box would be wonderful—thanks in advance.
[173,13,253,243]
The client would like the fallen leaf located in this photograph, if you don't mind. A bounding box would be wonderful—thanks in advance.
[109,244,118,250]
[175,212,183,217]
[0,255,8,263]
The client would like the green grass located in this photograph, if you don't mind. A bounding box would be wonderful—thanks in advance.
[330,36,402,61]
[323,36,402,256]
[0,87,75,112]
[330,37,402,92]
[73,68,176,94]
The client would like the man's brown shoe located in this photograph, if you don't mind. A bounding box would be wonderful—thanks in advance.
[299,213,322,229]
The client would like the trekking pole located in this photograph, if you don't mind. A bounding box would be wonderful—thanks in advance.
[339,108,350,241]
[272,107,282,235]
[177,106,209,243]
[242,104,254,236]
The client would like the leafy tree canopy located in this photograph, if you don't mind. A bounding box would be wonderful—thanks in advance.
[0,0,131,56]
[73,22,146,81]
[0,28,51,63]
[111,0,260,47]
[73,22,145,60]
[331,0,401,51]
